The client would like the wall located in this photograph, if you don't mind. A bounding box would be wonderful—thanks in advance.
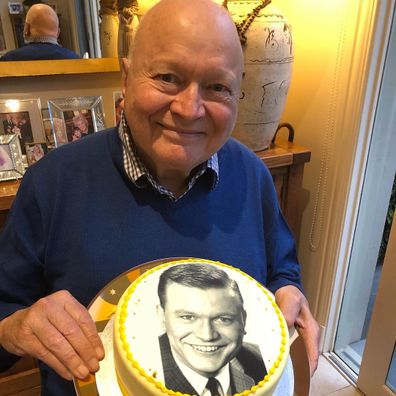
[270,0,393,346]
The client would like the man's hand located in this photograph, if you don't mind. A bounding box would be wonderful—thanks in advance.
[275,285,321,376]
[0,290,104,380]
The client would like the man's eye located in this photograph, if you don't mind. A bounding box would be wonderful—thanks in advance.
[158,74,176,83]
[210,83,230,93]
[215,316,234,325]
[180,314,195,321]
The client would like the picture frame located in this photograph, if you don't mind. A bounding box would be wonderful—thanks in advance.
[0,98,46,156]
[47,96,105,147]
[113,91,123,126]
[25,141,49,166]
[0,134,25,181]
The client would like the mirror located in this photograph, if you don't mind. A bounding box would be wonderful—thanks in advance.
[0,0,122,76]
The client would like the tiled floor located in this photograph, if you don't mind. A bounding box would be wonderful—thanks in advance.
[310,355,363,396]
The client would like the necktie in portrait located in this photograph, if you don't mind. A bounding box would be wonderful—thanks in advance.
[204,377,224,396]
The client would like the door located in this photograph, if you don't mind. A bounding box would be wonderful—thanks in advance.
[358,219,396,395]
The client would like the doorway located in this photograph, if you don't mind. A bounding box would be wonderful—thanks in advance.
[329,5,396,395]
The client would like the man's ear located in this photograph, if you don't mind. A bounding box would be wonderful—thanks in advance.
[241,309,247,334]
[23,22,30,38]
[121,57,130,99]
[156,304,166,333]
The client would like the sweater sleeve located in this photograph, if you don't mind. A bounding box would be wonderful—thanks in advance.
[0,170,47,318]
[0,170,47,367]
[260,166,304,294]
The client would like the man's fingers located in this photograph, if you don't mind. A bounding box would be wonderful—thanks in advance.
[275,285,303,327]
[33,291,103,375]
[274,285,321,376]
[27,335,75,381]
[0,290,104,380]
[295,305,321,376]
[64,297,105,360]
[26,302,95,379]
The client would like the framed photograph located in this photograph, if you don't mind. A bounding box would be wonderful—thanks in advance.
[25,142,49,166]
[0,98,46,156]
[113,91,123,126]
[0,134,25,181]
[47,96,105,147]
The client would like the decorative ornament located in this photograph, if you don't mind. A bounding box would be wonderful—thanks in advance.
[117,0,139,58]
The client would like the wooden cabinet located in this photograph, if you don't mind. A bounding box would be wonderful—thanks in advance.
[257,140,311,240]
[0,141,310,394]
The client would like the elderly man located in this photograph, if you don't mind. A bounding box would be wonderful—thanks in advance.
[0,0,320,395]
[0,3,79,61]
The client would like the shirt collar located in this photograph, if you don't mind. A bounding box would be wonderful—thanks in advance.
[24,36,59,45]
[172,352,230,396]
[118,112,219,201]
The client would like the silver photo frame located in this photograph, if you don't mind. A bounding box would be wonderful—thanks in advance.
[0,134,25,181]
[0,98,46,157]
[47,96,105,147]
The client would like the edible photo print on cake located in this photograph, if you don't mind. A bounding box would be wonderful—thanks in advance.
[120,263,283,390]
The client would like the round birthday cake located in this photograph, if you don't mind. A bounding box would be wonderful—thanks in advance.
[113,258,289,395]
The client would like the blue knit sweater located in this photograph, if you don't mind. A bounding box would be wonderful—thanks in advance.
[0,128,301,395]
[0,42,80,61]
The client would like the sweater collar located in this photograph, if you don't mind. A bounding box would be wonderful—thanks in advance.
[24,36,59,45]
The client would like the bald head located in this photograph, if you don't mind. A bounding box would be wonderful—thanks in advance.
[130,0,242,65]
[24,4,59,39]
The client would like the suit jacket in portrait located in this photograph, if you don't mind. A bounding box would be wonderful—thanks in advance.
[159,333,267,395]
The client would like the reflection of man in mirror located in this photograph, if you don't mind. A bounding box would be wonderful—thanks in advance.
[157,264,267,395]
[0,3,80,61]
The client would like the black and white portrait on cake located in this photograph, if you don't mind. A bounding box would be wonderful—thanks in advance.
[155,263,267,395]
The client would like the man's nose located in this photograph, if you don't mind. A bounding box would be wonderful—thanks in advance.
[194,319,218,341]
[170,83,205,120]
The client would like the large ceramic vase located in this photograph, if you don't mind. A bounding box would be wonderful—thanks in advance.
[227,1,294,151]
[99,0,119,58]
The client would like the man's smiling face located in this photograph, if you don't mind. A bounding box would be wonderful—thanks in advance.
[121,0,243,185]
[158,282,246,377]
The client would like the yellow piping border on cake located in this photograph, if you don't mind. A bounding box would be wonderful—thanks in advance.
[117,258,289,396]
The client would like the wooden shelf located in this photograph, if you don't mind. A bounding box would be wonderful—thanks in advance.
[0,58,120,78]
